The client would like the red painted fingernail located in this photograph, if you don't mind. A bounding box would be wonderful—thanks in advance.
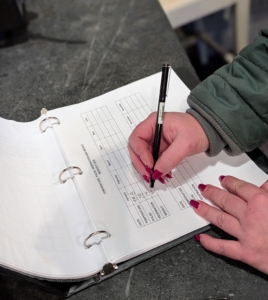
[219,175,226,182]
[198,184,207,191]
[158,177,165,184]
[152,169,163,180]
[194,234,201,243]
[166,173,172,179]
[145,165,153,175]
[189,199,199,209]
[142,175,150,183]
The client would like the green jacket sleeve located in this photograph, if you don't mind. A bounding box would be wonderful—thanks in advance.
[187,28,268,156]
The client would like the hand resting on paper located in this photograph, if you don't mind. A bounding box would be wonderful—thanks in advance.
[128,26,268,274]
[128,112,268,274]
[128,112,209,182]
[190,176,268,275]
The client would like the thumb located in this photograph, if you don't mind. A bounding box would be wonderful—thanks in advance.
[153,137,190,175]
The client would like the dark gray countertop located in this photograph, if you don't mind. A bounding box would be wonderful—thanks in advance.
[1,0,268,299]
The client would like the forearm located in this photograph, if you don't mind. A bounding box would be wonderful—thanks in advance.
[187,28,268,156]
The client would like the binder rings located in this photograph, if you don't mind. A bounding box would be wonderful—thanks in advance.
[0,68,267,297]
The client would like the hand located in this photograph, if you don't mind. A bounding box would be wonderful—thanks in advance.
[128,112,209,180]
[190,176,268,274]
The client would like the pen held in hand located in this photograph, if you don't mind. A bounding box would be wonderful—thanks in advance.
[150,64,171,189]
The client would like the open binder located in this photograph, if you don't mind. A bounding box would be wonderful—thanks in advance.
[34,110,119,277]
[0,68,267,297]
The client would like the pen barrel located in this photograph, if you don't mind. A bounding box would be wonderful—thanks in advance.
[158,65,170,103]
[151,64,170,190]
[152,65,170,167]
[152,123,162,163]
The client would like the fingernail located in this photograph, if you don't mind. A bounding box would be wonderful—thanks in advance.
[198,184,207,192]
[158,177,165,184]
[152,170,163,180]
[142,175,150,183]
[194,234,201,243]
[166,173,172,179]
[189,199,199,209]
[219,175,226,182]
[145,165,153,175]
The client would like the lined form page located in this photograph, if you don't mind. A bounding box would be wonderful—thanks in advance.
[51,70,268,263]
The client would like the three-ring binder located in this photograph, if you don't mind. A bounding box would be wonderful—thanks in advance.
[59,166,83,184]
[39,117,60,133]
[39,109,113,274]
[84,230,111,249]
[100,263,118,276]
[84,232,116,276]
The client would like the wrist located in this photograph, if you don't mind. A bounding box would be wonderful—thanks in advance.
[187,109,226,157]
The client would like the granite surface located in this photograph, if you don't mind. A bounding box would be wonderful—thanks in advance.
[1,0,268,299]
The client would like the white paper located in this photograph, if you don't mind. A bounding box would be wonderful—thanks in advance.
[0,118,108,279]
[0,70,266,279]
[51,70,268,263]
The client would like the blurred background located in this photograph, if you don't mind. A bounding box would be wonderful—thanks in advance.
[0,0,28,48]
[159,0,268,80]
[1,0,268,81]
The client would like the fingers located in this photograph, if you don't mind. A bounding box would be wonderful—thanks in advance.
[220,176,267,203]
[128,111,209,179]
[128,112,182,177]
[128,143,151,175]
[191,200,241,238]
[198,184,247,219]
[198,234,242,261]
[128,139,154,172]
[128,113,155,170]
[153,137,189,175]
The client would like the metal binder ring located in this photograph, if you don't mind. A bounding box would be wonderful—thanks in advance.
[59,166,83,184]
[39,117,60,133]
[84,230,111,249]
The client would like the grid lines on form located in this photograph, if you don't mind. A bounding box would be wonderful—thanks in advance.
[81,93,169,228]
[0,135,75,255]
[81,93,204,227]
[115,93,204,209]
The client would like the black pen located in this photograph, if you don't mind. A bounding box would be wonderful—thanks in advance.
[150,64,171,189]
